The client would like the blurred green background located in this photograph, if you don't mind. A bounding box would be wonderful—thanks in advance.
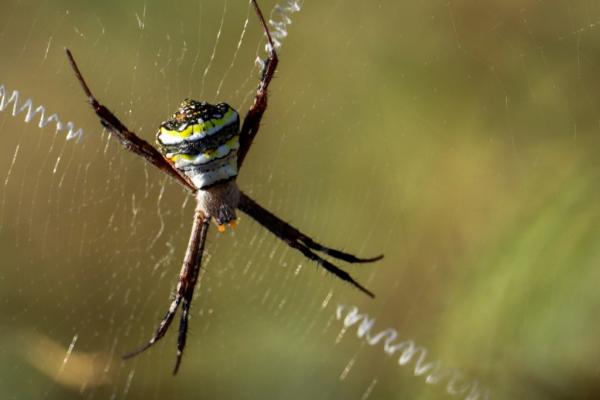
[1,0,600,399]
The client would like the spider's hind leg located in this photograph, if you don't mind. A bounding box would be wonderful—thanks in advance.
[237,192,381,297]
[288,240,376,298]
[238,192,383,264]
[173,298,191,375]
[122,295,182,360]
[123,210,210,374]
[297,235,384,264]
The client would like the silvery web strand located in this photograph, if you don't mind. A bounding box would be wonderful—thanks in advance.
[0,84,84,141]
[256,0,302,70]
[336,305,491,400]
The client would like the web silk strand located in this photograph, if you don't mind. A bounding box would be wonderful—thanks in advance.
[336,305,491,400]
[0,84,84,141]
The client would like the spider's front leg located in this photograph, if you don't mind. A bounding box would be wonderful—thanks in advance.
[123,205,210,375]
[237,0,279,169]
[65,49,195,192]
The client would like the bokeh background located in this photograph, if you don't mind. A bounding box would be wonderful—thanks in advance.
[1,0,600,399]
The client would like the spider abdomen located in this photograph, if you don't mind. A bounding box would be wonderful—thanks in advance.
[156,99,240,190]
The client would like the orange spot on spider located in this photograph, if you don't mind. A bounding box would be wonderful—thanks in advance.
[228,220,237,229]
[217,224,226,233]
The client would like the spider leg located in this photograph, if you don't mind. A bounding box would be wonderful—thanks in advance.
[123,208,210,375]
[237,0,279,169]
[290,240,375,298]
[173,297,191,375]
[122,295,182,359]
[172,213,209,374]
[238,192,383,263]
[64,48,195,192]
[237,192,379,298]
[296,233,383,264]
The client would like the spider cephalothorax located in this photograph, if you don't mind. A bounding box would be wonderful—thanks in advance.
[65,0,382,375]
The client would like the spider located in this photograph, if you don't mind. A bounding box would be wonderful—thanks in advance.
[65,0,382,374]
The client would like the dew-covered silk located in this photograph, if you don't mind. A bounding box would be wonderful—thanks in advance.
[156,99,240,190]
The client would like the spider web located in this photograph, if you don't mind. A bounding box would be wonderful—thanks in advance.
[2,0,600,399]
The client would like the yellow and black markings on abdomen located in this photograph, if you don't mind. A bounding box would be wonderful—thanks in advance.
[156,99,240,190]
